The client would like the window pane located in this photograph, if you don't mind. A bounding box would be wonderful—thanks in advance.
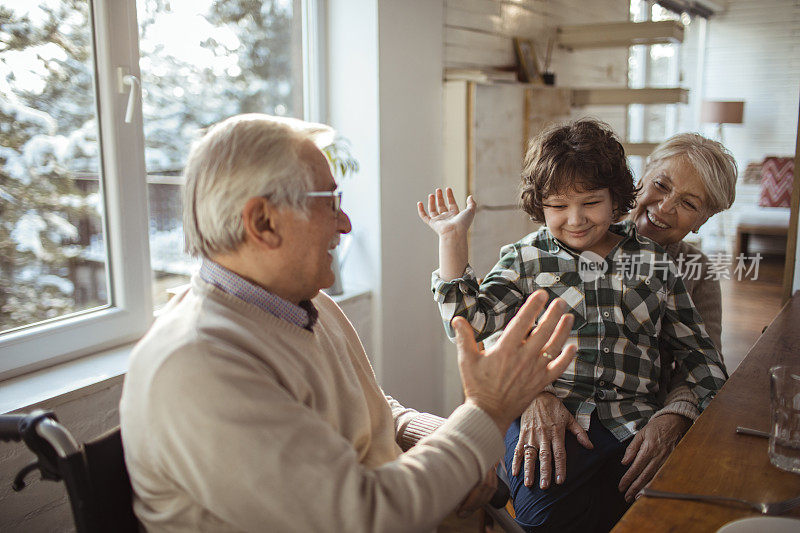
[647,44,677,87]
[0,1,109,333]
[137,0,303,309]
[651,4,680,23]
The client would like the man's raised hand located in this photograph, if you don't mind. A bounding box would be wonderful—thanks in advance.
[454,290,578,433]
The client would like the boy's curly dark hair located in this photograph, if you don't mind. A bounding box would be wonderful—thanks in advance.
[520,119,638,223]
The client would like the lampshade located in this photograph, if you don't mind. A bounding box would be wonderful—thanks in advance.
[700,100,744,125]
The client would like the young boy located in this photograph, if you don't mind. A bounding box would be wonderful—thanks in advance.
[418,119,727,531]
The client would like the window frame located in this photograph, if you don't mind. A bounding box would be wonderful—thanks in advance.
[303,0,326,123]
[0,0,152,380]
[1,0,323,380]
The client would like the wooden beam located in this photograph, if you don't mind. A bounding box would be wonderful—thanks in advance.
[571,88,689,106]
[442,80,469,204]
[466,81,475,197]
[782,99,800,302]
[622,142,659,157]
[557,20,684,50]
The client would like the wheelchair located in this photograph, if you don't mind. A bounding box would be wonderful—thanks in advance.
[1,409,523,532]
[0,409,138,533]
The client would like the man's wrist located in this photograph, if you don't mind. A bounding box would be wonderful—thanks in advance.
[465,397,510,434]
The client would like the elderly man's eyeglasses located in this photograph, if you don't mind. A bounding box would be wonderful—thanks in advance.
[304,190,343,213]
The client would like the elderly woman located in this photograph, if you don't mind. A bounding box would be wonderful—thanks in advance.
[508,133,737,526]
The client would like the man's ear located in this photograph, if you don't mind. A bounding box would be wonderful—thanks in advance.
[242,197,281,248]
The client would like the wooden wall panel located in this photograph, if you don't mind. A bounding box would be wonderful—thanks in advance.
[473,84,526,206]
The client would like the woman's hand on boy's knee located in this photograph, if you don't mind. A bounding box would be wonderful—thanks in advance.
[417,187,476,237]
[512,392,593,490]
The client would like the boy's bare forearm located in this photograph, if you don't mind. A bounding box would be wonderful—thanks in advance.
[438,229,469,281]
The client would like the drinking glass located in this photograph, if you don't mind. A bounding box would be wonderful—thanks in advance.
[769,366,800,473]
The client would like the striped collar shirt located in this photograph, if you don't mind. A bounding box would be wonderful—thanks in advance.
[431,220,727,441]
[200,260,317,330]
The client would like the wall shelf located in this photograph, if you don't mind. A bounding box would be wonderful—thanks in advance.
[557,20,684,50]
[572,87,689,106]
[622,142,660,157]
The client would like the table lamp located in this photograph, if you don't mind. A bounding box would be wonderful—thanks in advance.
[700,100,744,143]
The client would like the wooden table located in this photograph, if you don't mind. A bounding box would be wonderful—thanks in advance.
[613,293,800,532]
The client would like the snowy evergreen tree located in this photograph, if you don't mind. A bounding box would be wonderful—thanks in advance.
[1,0,298,330]
[0,1,100,331]
[137,0,295,172]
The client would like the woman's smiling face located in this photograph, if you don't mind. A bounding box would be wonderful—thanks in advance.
[631,155,711,247]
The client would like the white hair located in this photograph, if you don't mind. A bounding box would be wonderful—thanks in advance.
[183,114,335,258]
[644,133,737,215]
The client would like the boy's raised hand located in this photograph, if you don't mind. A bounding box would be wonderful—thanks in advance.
[417,187,476,237]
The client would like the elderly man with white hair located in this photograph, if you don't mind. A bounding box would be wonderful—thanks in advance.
[119,113,577,532]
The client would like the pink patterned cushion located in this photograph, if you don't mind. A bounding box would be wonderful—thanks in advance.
[758,157,794,208]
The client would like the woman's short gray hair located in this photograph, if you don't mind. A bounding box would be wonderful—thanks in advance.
[183,114,334,258]
[644,133,738,215]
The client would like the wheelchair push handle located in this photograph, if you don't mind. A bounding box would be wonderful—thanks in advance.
[0,410,80,457]
[0,414,32,442]
[0,410,82,492]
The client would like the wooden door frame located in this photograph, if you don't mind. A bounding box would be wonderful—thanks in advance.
[782,96,800,303]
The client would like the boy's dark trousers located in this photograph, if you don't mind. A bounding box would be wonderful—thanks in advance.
[503,411,632,533]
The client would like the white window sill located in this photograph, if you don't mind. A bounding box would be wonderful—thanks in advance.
[0,287,372,414]
[0,343,132,414]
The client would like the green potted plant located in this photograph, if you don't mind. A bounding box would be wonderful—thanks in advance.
[321,136,359,296]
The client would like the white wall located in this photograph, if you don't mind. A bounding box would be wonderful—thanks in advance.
[329,0,446,414]
[375,1,446,413]
[326,0,382,365]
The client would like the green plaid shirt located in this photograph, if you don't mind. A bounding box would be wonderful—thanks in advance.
[432,221,727,441]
